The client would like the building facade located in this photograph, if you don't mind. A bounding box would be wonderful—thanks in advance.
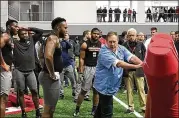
[1,1,178,35]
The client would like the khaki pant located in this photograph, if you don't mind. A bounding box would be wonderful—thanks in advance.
[125,71,146,110]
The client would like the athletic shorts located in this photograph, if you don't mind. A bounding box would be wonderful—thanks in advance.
[38,71,60,107]
[0,67,12,95]
[15,69,37,91]
[81,66,96,91]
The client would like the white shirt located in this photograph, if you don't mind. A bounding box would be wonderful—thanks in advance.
[144,37,152,50]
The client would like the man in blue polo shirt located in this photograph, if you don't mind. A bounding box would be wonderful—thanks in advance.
[60,33,76,99]
[93,31,143,118]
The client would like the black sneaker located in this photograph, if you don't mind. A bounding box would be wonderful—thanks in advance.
[91,110,96,116]
[36,110,42,118]
[125,108,134,114]
[21,112,27,118]
[36,114,42,118]
[73,110,79,116]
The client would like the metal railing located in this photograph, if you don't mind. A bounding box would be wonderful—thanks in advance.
[96,12,179,23]
[96,13,137,22]
[145,13,179,22]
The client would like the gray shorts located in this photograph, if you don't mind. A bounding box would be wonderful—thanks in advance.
[0,67,12,95]
[38,71,60,107]
[81,66,96,91]
[15,69,37,91]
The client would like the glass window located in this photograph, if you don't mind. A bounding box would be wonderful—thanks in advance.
[43,1,52,21]
[20,1,31,21]
[8,0,52,21]
[8,1,20,20]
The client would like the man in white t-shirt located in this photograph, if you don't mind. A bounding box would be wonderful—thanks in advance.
[144,27,158,50]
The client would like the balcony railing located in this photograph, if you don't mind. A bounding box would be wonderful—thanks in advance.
[96,13,179,23]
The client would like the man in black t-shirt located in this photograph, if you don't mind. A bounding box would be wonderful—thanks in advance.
[13,27,43,118]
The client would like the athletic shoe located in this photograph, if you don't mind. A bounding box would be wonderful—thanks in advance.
[73,110,80,116]
[125,107,134,114]
[36,113,42,118]
[21,112,27,118]
[91,110,95,116]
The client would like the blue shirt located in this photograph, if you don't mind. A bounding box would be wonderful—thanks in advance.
[61,39,74,67]
[93,45,133,95]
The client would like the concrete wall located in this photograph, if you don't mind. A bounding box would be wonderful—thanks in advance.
[66,23,178,35]
[18,22,178,35]
[54,1,96,23]
[1,1,8,28]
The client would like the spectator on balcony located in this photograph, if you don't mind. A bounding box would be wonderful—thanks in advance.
[157,7,166,22]
[108,8,113,22]
[128,8,132,22]
[132,9,137,22]
[146,8,152,22]
[168,7,173,22]
[175,6,179,22]
[114,8,121,22]
[102,7,107,22]
[164,7,168,22]
[173,7,177,22]
[123,8,127,22]
[153,8,158,22]
[97,7,102,22]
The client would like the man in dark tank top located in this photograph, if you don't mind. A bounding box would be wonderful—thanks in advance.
[74,28,101,116]
[38,17,68,118]
[0,27,12,118]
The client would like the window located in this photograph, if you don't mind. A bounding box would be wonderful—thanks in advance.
[8,0,53,21]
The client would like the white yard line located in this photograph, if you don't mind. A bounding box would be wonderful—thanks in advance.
[113,96,144,118]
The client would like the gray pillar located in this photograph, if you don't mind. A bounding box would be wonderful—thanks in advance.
[1,1,8,28]
[137,1,145,23]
